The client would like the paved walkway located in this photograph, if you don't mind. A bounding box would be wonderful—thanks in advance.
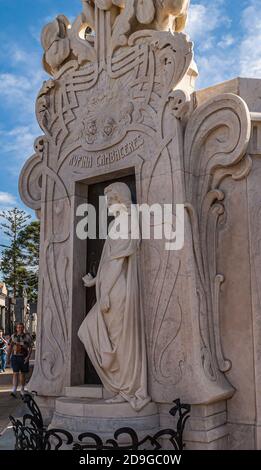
[0,367,33,449]
[0,385,27,450]
[0,367,14,388]
[0,366,33,431]
[0,386,24,435]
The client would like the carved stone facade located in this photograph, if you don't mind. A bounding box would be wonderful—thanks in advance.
[19,1,261,449]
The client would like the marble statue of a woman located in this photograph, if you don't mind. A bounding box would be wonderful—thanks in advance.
[78,182,150,411]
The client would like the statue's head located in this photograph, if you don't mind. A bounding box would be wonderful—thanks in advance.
[104,182,132,216]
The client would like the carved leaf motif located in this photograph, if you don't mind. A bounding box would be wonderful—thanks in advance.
[113,0,126,6]
[42,16,72,75]
[111,0,136,48]
[129,30,193,95]
[19,137,45,212]
[36,80,56,134]
[45,39,70,72]
[184,93,251,206]
[136,0,155,24]
[70,14,96,65]
[96,0,114,9]
[169,90,191,120]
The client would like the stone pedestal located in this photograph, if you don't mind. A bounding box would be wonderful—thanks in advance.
[49,398,159,446]
[184,402,228,450]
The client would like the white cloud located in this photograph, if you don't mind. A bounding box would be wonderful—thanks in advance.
[0,41,44,176]
[187,2,222,42]
[0,124,39,180]
[0,126,38,157]
[187,0,231,41]
[218,34,236,49]
[0,192,17,216]
[0,192,16,205]
[0,39,46,115]
[0,69,44,115]
[240,0,261,78]
[187,0,261,88]
[186,1,235,88]
[0,73,36,113]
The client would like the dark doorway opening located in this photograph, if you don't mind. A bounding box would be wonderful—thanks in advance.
[84,173,137,384]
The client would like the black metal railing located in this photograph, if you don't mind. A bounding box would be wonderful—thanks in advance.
[9,393,190,451]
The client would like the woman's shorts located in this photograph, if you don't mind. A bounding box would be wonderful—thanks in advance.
[11,355,29,373]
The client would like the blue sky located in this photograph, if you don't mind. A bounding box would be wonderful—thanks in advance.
[0,0,260,248]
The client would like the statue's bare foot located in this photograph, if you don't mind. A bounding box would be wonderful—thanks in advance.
[105,394,126,404]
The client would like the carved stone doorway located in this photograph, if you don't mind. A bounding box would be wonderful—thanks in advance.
[84,174,137,384]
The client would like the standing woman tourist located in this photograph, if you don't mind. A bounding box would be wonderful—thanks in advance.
[7,323,33,398]
[0,329,7,372]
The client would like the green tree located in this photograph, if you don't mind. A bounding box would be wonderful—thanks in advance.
[0,208,31,298]
[18,220,40,302]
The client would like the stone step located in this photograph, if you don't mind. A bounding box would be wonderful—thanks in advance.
[55,397,157,418]
[65,385,113,399]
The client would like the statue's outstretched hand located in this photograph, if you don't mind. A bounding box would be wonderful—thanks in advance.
[101,294,110,314]
[83,273,96,288]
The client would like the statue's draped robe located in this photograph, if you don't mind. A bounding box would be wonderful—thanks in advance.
[78,234,150,411]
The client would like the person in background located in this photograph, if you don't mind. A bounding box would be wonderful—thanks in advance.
[7,323,33,398]
[0,329,7,372]
[31,332,36,345]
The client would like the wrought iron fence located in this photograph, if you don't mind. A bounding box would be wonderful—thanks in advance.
[9,393,190,451]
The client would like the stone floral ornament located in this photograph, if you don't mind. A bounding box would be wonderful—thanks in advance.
[41,12,96,75]
[41,0,191,75]
[79,95,135,148]
[41,16,71,75]
[90,0,125,8]
[84,0,189,31]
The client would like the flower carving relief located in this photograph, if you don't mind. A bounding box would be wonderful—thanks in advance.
[103,118,116,137]
[36,80,56,134]
[82,119,98,144]
[78,91,134,149]
[41,13,96,76]
[19,137,46,220]
[40,1,192,77]
[90,0,125,8]
[41,15,71,75]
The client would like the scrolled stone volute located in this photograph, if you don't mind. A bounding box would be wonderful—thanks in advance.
[19,136,45,216]
[183,93,251,384]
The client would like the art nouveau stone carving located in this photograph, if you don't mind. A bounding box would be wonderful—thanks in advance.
[19,0,248,398]
[18,0,261,449]
[82,0,190,33]
[20,0,195,397]
[184,93,251,379]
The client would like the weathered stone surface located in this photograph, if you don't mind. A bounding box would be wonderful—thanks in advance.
[18,0,261,450]
[20,0,201,402]
[49,398,159,444]
[193,78,261,450]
